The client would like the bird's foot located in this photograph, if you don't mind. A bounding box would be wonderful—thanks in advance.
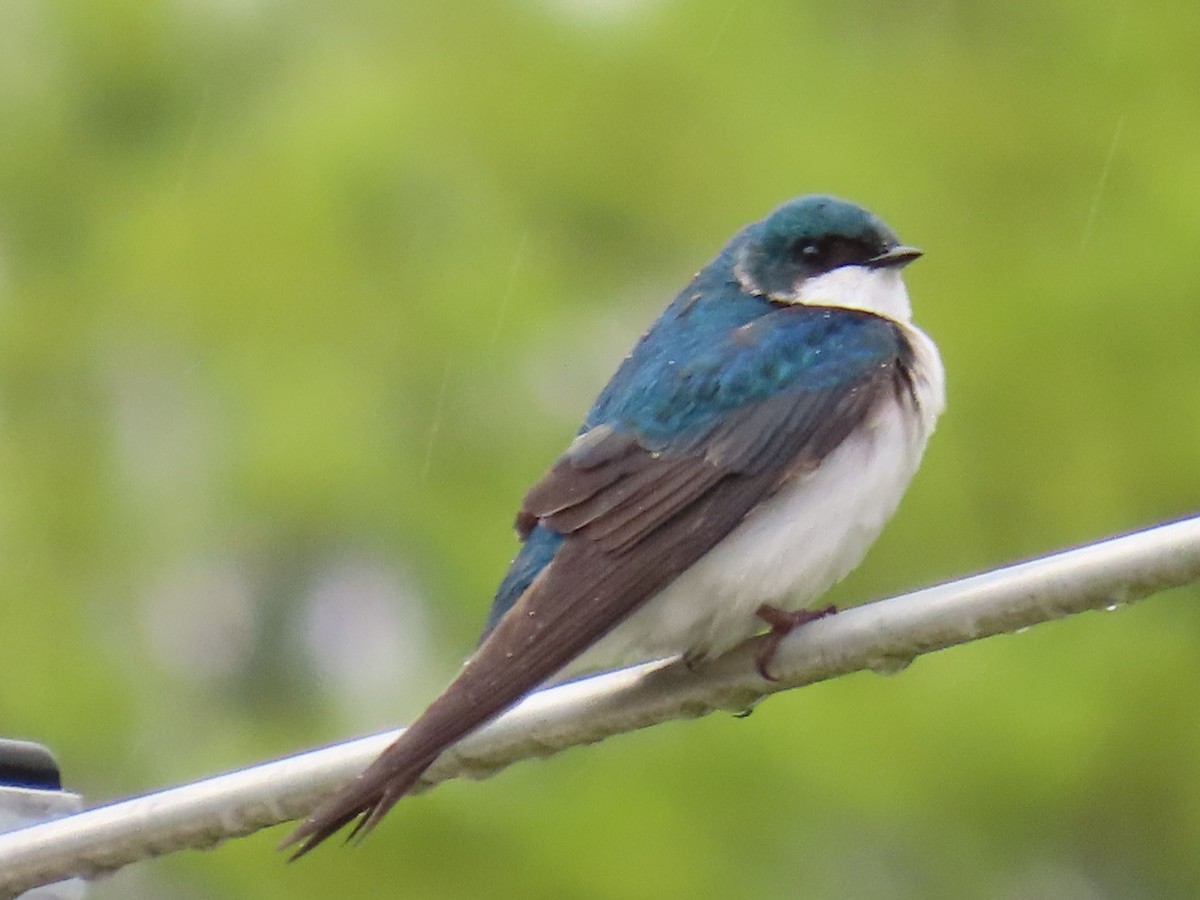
[754,603,837,681]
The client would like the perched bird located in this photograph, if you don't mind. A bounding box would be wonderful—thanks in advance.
[283,194,945,857]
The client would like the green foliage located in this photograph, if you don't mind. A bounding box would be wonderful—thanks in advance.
[2,1,1198,897]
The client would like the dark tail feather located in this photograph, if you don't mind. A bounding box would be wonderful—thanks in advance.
[280,741,440,860]
[278,604,557,859]
[278,586,557,860]
[280,529,668,859]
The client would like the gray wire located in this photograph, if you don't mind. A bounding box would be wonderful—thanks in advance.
[2,515,1199,898]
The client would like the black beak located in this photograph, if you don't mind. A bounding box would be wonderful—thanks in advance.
[867,245,923,269]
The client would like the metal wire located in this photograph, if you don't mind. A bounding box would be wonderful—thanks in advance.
[2,515,1199,898]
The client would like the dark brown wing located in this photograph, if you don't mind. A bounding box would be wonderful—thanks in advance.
[283,360,910,858]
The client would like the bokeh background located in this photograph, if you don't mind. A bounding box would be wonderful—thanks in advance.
[2,1,1199,898]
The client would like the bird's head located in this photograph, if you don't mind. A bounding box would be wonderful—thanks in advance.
[733,195,921,322]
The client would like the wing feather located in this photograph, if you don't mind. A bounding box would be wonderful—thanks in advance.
[284,312,916,856]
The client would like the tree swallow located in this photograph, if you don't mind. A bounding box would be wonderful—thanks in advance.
[283,194,945,856]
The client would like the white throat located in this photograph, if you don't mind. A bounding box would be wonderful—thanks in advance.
[793,265,913,322]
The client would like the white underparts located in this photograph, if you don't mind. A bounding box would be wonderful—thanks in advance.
[793,265,914,322]
[562,281,945,677]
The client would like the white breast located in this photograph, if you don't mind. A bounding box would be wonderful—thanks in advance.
[566,318,945,676]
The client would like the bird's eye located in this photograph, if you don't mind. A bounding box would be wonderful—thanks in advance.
[789,236,875,272]
[791,240,824,264]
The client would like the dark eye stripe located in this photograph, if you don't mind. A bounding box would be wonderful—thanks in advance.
[790,236,879,274]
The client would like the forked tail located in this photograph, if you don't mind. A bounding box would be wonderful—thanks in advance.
[280,731,441,859]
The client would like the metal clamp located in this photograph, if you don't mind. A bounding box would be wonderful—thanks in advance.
[0,741,86,900]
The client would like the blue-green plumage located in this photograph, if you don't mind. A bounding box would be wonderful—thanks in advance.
[488,525,563,634]
[590,306,906,446]
[284,194,944,856]
[482,193,916,638]
[487,302,908,635]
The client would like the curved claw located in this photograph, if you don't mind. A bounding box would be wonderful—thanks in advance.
[753,603,837,681]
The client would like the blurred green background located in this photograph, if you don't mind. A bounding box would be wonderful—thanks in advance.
[2,1,1199,898]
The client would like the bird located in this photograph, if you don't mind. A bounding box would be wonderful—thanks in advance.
[282,193,945,857]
